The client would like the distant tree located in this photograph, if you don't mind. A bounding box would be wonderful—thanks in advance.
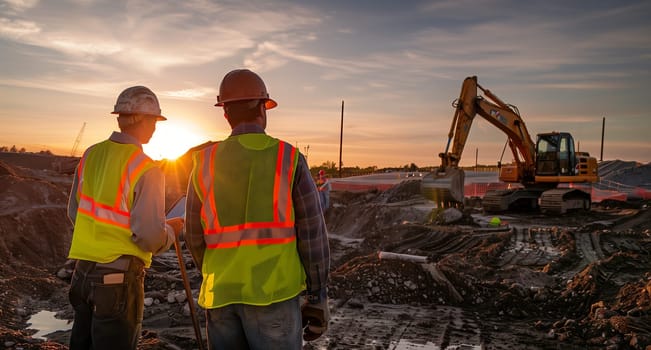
[361,165,377,173]
[409,163,418,172]
[322,161,336,171]
[10,145,17,152]
[0,146,8,152]
[18,147,26,153]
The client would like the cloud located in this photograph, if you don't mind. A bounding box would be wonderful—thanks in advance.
[536,82,627,90]
[162,87,214,100]
[2,0,38,12]
[0,1,325,75]
[0,77,128,97]
[0,17,40,38]
[49,37,121,56]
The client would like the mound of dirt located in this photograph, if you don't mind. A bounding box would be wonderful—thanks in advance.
[599,160,651,188]
[0,158,74,348]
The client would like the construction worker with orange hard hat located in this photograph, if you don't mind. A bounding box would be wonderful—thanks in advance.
[184,69,331,349]
[66,86,184,350]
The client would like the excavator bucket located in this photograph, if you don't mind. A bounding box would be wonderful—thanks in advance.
[420,167,465,208]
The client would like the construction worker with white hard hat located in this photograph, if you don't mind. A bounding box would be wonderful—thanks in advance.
[66,86,184,350]
[184,69,331,349]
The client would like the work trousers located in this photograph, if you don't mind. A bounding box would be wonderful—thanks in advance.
[206,295,302,350]
[68,256,145,350]
[319,191,330,211]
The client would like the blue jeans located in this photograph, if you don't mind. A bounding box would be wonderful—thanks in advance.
[68,256,145,350]
[319,191,330,211]
[206,296,302,350]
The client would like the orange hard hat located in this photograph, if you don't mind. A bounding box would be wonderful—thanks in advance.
[111,86,166,120]
[215,69,277,110]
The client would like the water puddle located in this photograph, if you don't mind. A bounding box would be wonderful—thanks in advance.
[27,310,72,339]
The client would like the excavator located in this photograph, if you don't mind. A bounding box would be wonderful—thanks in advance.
[421,76,599,214]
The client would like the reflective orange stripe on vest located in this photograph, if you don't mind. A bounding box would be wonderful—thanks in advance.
[76,149,152,230]
[195,141,297,249]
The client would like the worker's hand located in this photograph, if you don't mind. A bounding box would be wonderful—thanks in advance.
[301,293,330,341]
[166,217,184,237]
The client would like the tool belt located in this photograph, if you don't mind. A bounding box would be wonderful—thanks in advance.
[75,255,144,273]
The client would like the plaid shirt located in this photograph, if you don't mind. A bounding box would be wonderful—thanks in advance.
[184,123,330,299]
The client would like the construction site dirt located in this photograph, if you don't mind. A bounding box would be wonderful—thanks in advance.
[1,152,650,350]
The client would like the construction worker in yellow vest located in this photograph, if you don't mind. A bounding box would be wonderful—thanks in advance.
[316,169,331,211]
[185,69,331,349]
[67,86,184,350]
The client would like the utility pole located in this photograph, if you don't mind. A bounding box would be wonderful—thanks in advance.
[475,147,478,172]
[600,117,605,162]
[338,100,344,178]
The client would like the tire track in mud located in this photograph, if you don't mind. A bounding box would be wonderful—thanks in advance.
[308,304,484,349]
[496,224,605,278]
[576,232,604,263]
[612,208,651,231]
[567,231,605,278]
[496,228,560,268]
[389,229,485,259]
[309,303,558,350]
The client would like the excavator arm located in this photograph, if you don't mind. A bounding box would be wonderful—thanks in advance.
[422,76,537,206]
[440,76,536,180]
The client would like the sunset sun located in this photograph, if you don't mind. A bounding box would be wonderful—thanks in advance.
[143,121,205,160]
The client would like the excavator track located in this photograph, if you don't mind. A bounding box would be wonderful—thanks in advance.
[539,188,591,214]
[482,187,591,214]
[482,188,542,213]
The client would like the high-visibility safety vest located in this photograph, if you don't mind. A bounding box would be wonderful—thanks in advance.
[68,140,156,267]
[191,133,305,308]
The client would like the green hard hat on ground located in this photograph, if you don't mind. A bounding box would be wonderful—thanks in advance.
[489,216,501,227]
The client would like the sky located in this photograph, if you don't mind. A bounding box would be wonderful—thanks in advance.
[1,0,650,168]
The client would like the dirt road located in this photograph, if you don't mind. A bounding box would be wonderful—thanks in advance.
[0,157,650,349]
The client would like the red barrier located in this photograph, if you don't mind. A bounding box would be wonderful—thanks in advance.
[330,182,395,193]
[591,188,627,202]
[631,187,651,200]
[331,176,646,203]
[463,182,521,197]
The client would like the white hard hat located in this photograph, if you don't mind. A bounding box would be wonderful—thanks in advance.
[111,86,166,120]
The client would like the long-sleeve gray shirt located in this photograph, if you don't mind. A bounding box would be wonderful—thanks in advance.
[184,123,330,298]
[67,131,174,259]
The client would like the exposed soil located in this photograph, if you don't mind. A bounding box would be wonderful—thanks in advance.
[1,153,650,349]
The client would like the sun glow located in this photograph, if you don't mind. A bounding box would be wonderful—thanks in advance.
[143,122,206,160]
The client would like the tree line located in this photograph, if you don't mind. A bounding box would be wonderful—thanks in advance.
[310,161,499,178]
[310,161,423,178]
[0,145,53,155]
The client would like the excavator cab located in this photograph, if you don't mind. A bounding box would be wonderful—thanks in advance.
[535,132,576,176]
